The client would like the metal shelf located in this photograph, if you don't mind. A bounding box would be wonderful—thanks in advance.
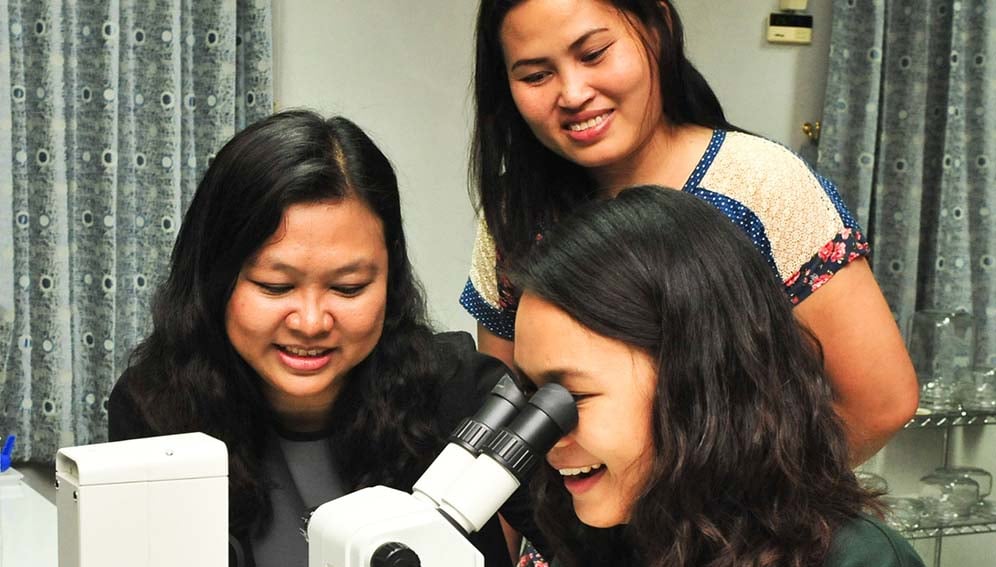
[905,409,996,428]
[901,396,996,565]
[902,512,996,540]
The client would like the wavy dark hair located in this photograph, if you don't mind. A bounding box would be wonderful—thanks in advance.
[119,110,444,534]
[510,186,880,567]
[472,0,737,263]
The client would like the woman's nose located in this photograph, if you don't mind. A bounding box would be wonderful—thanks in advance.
[286,298,333,335]
[557,68,595,110]
[551,431,575,450]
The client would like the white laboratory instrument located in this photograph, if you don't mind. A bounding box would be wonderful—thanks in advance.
[55,432,228,567]
[308,381,577,567]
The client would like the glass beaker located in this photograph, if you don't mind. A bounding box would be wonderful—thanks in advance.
[881,496,925,531]
[919,470,980,522]
[855,470,889,494]
[907,309,975,412]
[938,466,992,512]
[956,367,996,412]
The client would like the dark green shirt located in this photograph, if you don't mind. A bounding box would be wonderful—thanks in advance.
[825,515,926,567]
[541,514,926,567]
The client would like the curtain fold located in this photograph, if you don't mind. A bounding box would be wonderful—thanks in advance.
[817,0,995,367]
[0,0,272,461]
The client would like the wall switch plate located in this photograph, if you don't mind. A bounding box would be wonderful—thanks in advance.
[767,12,813,45]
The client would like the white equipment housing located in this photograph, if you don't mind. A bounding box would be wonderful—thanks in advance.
[55,432,228,567]
[308,485,484,567]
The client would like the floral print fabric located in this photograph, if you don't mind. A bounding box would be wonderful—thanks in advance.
[462,130,869,340]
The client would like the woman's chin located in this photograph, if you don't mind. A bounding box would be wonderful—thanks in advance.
[573,504,629,528]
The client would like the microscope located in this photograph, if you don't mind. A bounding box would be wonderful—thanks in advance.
[54,375,576,567]
[307,375,577,566]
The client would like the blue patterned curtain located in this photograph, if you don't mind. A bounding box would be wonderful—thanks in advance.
[0,0,272,462]
[817,0,995,367]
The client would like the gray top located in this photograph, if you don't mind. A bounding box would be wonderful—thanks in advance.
[251,431,346,567]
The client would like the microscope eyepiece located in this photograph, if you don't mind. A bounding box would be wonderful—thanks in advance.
[482,383,578,482]
[524,382,578,433]
[411,373,529,507]
[448,373,527,454]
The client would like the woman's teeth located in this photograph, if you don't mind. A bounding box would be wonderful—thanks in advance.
[282,345,328,357]
[558,463,603,476]
[567,113,608,132]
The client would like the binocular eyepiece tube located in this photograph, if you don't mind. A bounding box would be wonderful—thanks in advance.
[412,374,528,506]
[437,380,578,535]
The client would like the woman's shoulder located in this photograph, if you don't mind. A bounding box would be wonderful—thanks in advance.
[697,129,844,231]
[824,515,926,567]
[110,356,166,401]
[109,364,148,408]
[703,130,826,195]
[461,218,517,341]
[429,330,511,389]
[465,217,501,302]
[691,130,859,282]
[429,329,478,353]
[429,331,515,419]
[107,365,160,441]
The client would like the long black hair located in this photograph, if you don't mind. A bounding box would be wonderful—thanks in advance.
[119,110,444,534]
[511,186,878,567]
[472,0,737,263]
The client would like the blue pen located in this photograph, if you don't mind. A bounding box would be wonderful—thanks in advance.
[0,435,15,472]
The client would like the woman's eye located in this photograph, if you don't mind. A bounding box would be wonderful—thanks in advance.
[332,284,366,297]
[581,45,610,63]
[512,373,539,396]
[520,71,549,85]
[253,282,291,295]
[570,392,593,403]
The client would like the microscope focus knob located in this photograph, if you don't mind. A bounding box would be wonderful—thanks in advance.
[371,542,421,567]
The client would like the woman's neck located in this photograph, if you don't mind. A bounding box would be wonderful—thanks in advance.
[274,405,333,433]
[593,123,714,197]
[266,388,339,433]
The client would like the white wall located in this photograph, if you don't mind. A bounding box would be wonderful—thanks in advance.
[677,0,833,154]
[272,0,835,333]
[272,0,481,333]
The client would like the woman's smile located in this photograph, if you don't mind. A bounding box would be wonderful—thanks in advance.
[275,345,336,373]
[563,110,615,143]
[558,463,608,495]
